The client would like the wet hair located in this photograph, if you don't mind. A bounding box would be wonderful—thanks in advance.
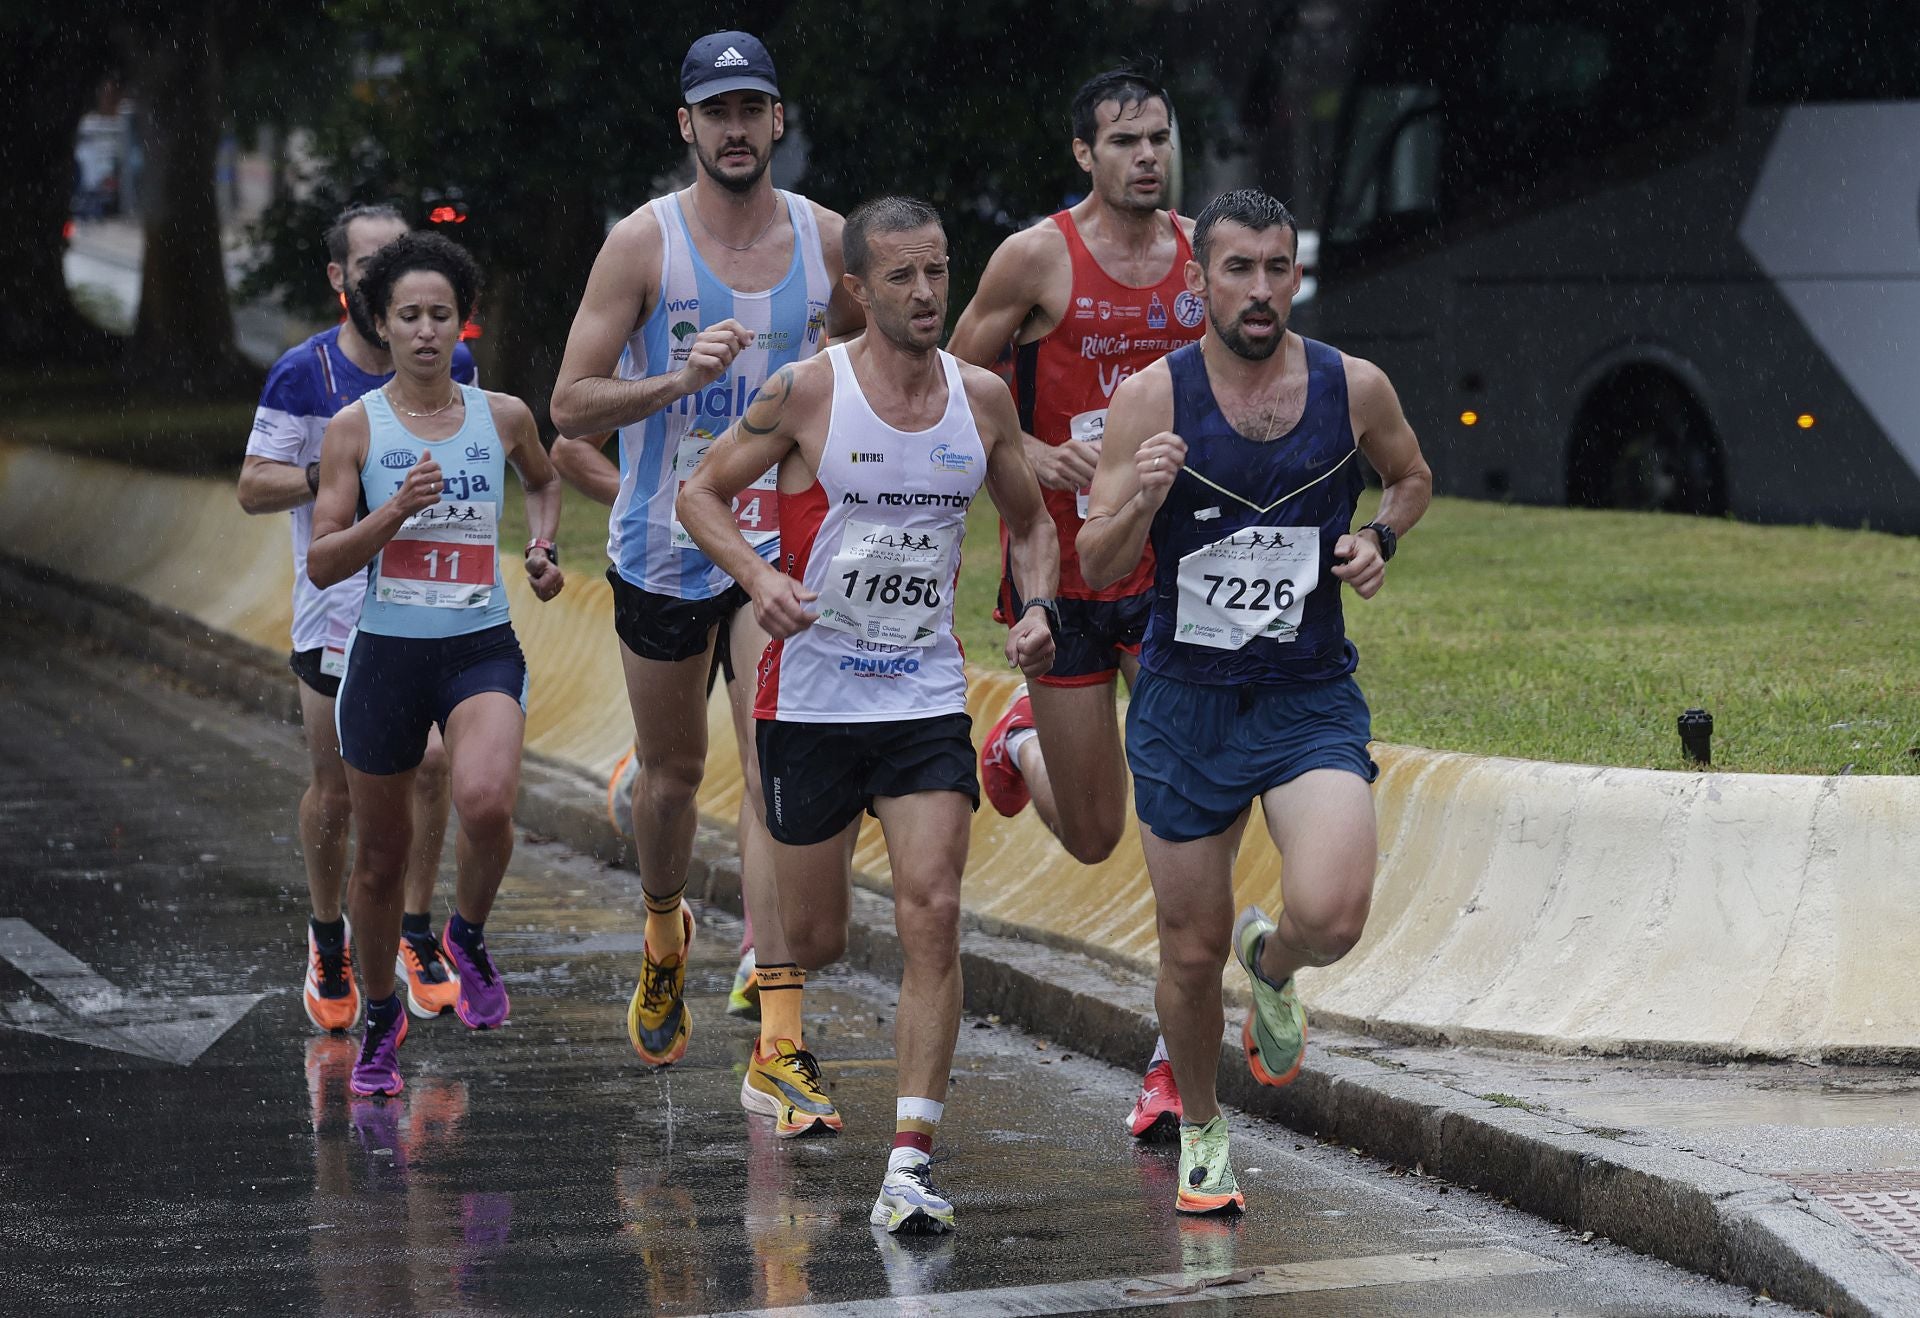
[843,196,942,278]
[1192,189,1297,271]
[323,203,407,264]
[1070,65,1172,146]
[358,231,483,325]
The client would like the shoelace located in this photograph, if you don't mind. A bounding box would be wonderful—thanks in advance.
[899,1161,939,1194]
[456,934,497,987]
[787,1047,825,1089]
[362,1008,400,1057]
[314,943,351,995]
[405,932,453,984]
[639,952,681,1011]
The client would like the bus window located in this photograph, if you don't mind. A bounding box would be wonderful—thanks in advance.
[1327,84,1441,246]
[1750,0,1920,102]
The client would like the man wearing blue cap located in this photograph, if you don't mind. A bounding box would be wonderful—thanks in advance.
[552,31,863,1137]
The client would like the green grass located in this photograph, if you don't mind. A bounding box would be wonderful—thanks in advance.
[0,368,257,476]
[952,492,1920,776]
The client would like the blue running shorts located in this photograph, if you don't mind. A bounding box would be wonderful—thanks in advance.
[336,624,528,775]
[1126,668,1378,843]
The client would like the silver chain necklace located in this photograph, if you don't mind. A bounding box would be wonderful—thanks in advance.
[687,190,779,252]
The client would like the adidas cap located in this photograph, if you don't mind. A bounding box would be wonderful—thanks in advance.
[681,31,780,103]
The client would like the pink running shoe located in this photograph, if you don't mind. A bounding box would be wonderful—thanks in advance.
[1126,1059,1183,1141]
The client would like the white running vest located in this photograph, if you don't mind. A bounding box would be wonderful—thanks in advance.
[755,345,986,724]
[607,190,834,599]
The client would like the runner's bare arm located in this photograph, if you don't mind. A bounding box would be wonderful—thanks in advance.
[677,362,818,638]
[1332,356,1433,599]
[550,206,755,435]
[550,431,620,506]
[308,404,437,588]
[948,226,1092,492]
[237,454,318,514]
[973,371,1058,677]
[493,394,566,602]
[812,205,866,341]
[1078,362,1180,590]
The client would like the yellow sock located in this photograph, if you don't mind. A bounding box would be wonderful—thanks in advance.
[756,963,806,1051]
[643,887,686,960]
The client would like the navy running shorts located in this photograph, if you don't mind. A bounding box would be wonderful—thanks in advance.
[757,713,979,846]
[609,567,750,666]
[999,576,1149,688]
[1126,669,1378,843]
[336,624,528,775]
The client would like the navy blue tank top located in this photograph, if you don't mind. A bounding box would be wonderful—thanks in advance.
[1140,337,1365,685]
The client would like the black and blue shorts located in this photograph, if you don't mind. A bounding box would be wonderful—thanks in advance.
[336,624,527,775]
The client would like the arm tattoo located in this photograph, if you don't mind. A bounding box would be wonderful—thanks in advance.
[741,366,794,436]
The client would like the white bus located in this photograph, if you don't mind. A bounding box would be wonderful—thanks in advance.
[1312,0,1920,531]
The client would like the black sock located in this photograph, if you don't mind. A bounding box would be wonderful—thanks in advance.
[447,910,483,950]
[310,916,347,951]
[401,911,432,938]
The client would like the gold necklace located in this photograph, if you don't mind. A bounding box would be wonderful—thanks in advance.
[385,384,459,418]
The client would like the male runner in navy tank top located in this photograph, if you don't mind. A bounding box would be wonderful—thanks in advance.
[950,66,1204,1143]
[679,198,1058,1235]
[239,204,472,1037]
[1080,190,1433,1217]
[551,31,863,1136]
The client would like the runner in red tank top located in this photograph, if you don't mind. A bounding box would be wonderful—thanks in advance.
[949,66,1204,1143]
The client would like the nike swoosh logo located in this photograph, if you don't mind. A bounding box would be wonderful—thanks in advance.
[769,1075,836,1115]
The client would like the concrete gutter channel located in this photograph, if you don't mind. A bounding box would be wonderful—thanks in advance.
[9,551,1918,1317]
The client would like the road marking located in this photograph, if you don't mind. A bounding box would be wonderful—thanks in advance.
[691,1245,1562,1317]
[0,919,265,1065]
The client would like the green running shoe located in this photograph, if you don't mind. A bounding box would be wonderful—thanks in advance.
[1234,905,1308,1087]
[727,948,761,1020]
[1175,1115,1244,1214]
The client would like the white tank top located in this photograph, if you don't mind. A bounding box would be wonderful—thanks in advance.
[755,345,987,724]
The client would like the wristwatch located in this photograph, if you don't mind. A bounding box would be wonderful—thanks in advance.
[525,537,559,564]
[1359,521,1397,562]
[1025,596,1062,640]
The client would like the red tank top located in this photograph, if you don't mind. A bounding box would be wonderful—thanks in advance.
[1008,209,1206,602]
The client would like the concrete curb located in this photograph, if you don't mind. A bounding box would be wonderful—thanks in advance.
[8,553,1916,1316]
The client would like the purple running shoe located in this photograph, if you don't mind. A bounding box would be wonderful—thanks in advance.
[350,1004,409,1097]
[443,918,510,1029]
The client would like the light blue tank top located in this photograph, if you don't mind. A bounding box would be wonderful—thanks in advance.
[607,189,835,599]
[356,384,513,638]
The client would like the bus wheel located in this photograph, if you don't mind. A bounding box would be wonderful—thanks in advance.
[1568,377,1725,516]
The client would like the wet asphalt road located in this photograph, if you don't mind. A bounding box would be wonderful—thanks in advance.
[0,618,1767,1316]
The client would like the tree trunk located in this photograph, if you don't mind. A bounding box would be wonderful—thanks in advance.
[128,0,250,396]
[0,21,119,366]
[477,181,608,431]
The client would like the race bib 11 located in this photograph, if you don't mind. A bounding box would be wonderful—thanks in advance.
[376,500,498,609]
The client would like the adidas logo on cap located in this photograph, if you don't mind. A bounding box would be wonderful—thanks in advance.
[715,46,750,67]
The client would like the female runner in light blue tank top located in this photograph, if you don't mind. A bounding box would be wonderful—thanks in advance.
[309,233,565,1098]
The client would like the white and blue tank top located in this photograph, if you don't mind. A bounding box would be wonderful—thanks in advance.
[608,189,834,599]
[356,384,512,639]
[1141,338,1366,685]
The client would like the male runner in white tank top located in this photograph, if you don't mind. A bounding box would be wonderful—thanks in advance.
[679,198,1059,1234]
[551,31,863,1136]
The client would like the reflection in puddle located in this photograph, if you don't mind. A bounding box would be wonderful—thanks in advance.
[304,1035,513,1310]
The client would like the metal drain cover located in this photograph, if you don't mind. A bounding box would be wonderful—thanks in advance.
[1777,1172,1920,1270]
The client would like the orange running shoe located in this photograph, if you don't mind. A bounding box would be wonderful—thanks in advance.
[303,919,361,1034]
[397,928,462,1018]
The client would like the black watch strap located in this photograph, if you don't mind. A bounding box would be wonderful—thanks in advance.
[1025,596,1062,640]
[1361,521,1397,562]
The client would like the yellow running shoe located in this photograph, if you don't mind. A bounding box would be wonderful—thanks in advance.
[627,900,695,1066]
[741,1038,843,1137]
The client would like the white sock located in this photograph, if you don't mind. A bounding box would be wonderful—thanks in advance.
[887,1145,932,1174]
[1004,726,1039,765]
[1149,1035,1170,1067]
